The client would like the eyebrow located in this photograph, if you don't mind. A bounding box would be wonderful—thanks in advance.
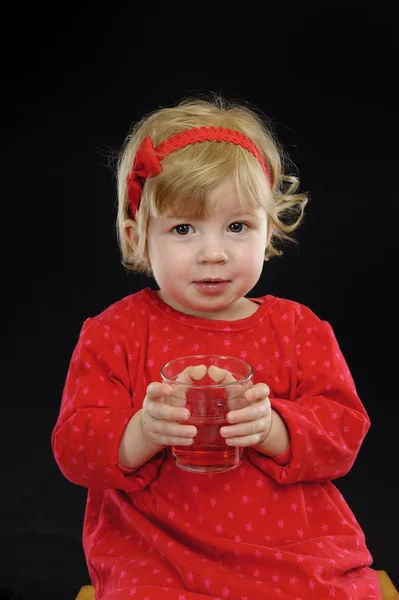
[231,210,261,217]
[227,212,263,221]
[162,208,261,223]
[163,211,262,221]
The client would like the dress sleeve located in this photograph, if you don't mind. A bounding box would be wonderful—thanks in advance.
[248,312,370,484]
[51,317,166,491]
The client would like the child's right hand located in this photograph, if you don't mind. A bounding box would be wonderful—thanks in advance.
[141,366,206,448]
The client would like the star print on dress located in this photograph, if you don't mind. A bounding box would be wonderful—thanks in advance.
[52,288,380,599]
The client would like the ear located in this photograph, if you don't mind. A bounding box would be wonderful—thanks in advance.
[123,219,139,251]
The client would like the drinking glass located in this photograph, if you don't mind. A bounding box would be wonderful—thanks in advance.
[160,355,253,473]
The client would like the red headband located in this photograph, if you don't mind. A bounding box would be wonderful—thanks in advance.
[126,126,271,218]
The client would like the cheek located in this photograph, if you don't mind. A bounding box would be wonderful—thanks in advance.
[148,239,172,263]
[150,244,190,279]
[241,241,265,266]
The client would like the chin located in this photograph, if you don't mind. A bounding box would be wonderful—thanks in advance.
[178,297,225,314]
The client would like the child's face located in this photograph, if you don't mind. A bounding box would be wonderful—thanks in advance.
[147,178,269,320]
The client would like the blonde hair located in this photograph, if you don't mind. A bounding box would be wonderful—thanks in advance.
[116,93,308,275]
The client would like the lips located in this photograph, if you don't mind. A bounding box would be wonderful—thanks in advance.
[192,279,230,295]
[194,279,228,283]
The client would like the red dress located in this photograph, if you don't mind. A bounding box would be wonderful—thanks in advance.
[52,288,380,599]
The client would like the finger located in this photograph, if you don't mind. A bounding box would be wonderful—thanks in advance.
[220,417,268,439]
[145,396,190,421]
[207,366,246,412]
[207,365,237,384]
[146,381,186,411]
[226,380,254,411]
[223,432,265,447]
[244,383,270,404]
[226,398,270,424]
[207,367,253,396]
[151,434,195,447]
[146,381,173,401]
[175,364,207,383]
[151,420,197,439]
[168,365,207,408]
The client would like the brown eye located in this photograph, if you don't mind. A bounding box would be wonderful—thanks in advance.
[229,222,246,233]
[173,224,193,235]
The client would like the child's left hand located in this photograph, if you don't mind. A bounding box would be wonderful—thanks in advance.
[208,366,272,448]
[222,382,272,448]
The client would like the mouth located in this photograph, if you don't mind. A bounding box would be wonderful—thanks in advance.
[194,278,229,283]
[192,279,230,295]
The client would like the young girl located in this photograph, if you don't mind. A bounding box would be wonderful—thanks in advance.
[52,95,380,599]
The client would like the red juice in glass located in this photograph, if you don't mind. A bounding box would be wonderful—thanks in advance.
[160,355,253,474]
[172,414,243,473]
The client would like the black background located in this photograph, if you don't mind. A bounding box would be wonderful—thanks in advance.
[4,4,397,599]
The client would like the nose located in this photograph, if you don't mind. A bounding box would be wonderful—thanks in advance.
[196,236,228,264]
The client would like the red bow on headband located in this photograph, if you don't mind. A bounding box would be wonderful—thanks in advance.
[126,136,163,217]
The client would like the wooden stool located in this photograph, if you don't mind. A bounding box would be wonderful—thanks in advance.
[75,570,398,599]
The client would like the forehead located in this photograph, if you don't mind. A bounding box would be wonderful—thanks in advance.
[203,179,265,219]
[206,179,245,210]
[162,178,262,221]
